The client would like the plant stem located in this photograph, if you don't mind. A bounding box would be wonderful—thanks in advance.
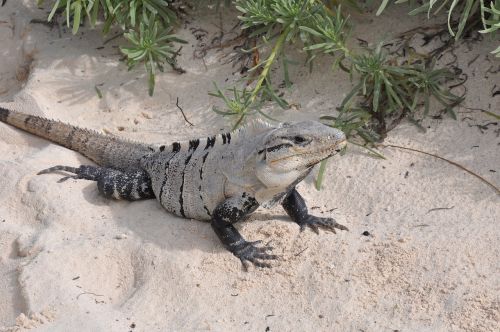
[315,158,329,190]
[248,26,291,107]
[380,144,500,195]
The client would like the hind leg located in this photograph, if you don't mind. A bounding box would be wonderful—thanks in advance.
[38,165,154,201]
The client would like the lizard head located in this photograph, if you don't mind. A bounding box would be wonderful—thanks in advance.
[255,120,346,189]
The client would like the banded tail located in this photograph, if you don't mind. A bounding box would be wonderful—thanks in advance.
[0,107,153,171]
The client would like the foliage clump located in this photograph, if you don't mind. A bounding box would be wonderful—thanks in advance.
[329,44,463,141]
[212,0,351,127]
[37,0,185,95]
[376,0,500,57]
[211,1,464,142]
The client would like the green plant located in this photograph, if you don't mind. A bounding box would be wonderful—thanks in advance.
[212,0,350,126]
[312,43,463,189]
[376,0,500,56]
[37,0,184,95]
[480,0,500,56]
[336,43,463,137]
[121,14,186,96]
[212,2,463,136]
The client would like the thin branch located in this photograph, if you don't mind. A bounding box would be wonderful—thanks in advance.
[176,97,193,126]
[427,206,455,214]
[103,32,123,45]
[463,106,500,120]
[294,247,308,257]
[380,144,500,195]
[76,291,104,300]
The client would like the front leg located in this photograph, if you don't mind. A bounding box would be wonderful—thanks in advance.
[282,188,348,234]
[211,193,277,270]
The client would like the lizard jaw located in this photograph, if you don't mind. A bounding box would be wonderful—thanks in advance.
[269,139,347,167]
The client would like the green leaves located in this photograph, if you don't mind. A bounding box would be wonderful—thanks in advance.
[210,83,277,129]
[42,0,97,34]
[214,1,351,126]
[334,43,463,140]
[448,0,476,40]
[376,0,500,56]
[71,0,82,34]
[313,42,463,190]
[121,13,186,96]
[39,0,185,96]
[480,0,500,56]
[299,9,350,57]
[376,0,391,16]
[236,0,277,29]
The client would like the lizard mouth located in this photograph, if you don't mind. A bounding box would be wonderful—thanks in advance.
[269,139,347,166]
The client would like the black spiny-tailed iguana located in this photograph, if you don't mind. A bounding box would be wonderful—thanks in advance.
[0,107,348,268]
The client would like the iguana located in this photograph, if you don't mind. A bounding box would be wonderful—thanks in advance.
[0,106,348,269]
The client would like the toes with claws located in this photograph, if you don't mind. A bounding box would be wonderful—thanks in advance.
[37,165,99,182]
[211,194,278,271]
[282,189,349,235]
[298,215,349,234]
[230,240,278,270]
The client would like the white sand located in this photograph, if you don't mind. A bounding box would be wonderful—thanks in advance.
[0,2,499,331]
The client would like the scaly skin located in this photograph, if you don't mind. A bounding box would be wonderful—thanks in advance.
[0,107,152,171]
[0,107,348,269]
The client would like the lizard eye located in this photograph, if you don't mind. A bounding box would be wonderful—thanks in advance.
[293,136,306,144]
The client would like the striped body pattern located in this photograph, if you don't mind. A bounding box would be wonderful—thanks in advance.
[0,106,275,219]
[141,130,265,221]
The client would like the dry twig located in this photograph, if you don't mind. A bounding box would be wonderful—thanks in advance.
[380,144,500,195]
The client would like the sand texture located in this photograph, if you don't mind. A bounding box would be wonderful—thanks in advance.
[0,2,499,331]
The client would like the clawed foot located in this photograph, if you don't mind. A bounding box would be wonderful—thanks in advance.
[229,240,278,270]
[37,165,99,183]
[38,165,81,182]
[298,215,348,234]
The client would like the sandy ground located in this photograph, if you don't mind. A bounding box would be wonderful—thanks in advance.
[0,1,499,331]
